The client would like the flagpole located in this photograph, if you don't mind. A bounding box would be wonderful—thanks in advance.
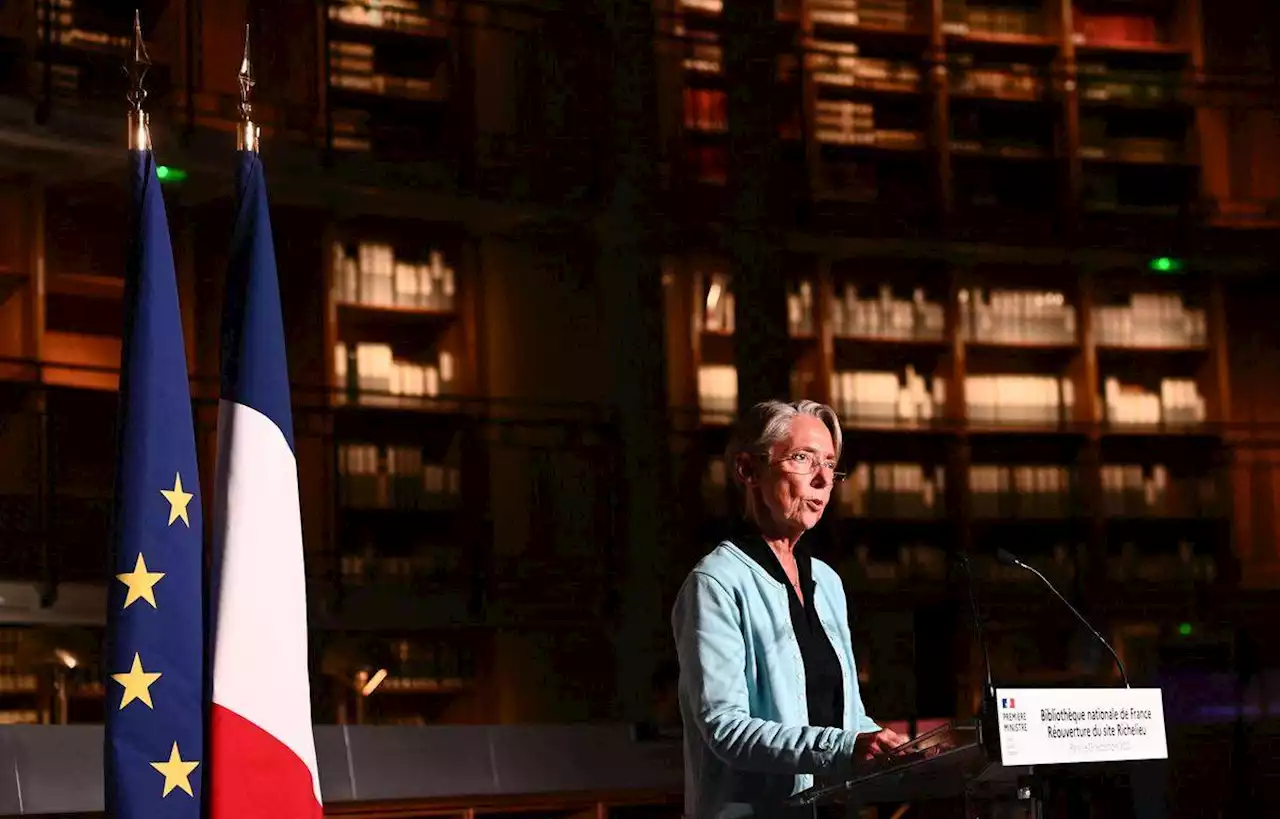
[126,9,151,151]
[238,24,259,154]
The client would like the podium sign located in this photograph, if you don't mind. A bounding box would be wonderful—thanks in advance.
[994,687,1168,767]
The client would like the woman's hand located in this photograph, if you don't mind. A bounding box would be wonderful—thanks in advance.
[854,727,909,761]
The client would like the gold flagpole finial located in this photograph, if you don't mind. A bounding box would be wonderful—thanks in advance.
[237,24,260,153]
[126,9,152,150]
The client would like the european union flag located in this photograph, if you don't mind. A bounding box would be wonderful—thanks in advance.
[105,148,204,819]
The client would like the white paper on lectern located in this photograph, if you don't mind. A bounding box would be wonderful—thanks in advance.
[994,688,1168,767]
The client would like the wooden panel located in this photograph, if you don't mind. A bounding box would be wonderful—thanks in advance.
[40,332,120,391]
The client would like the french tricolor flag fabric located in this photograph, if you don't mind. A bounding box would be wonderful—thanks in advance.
[209,150,323,818]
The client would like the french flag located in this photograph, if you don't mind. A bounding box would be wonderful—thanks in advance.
[208,149,323,818]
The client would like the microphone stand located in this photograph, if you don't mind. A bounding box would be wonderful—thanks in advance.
[957,553,999,755]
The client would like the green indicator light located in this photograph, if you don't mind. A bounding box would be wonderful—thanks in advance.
[1149,257,1183,274]
[1178,622,1193,637]
[156,165,187,183]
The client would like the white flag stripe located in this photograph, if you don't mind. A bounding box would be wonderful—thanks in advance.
[211,399,322,803]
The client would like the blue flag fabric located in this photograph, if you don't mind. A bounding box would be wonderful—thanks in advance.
[105,150,204,819]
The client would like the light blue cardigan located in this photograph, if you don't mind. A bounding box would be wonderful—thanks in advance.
[672,541,880,819]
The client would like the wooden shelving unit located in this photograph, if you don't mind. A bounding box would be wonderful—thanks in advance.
[659,0,1240,240]
[320,217,486,655]
[324,0,457,161]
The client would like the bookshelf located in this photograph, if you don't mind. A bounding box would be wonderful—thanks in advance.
[660,0,1237,238]
[324,0,457,161]
[666,253,1234,608]
[322,218,484,639]
[30,0,177,119]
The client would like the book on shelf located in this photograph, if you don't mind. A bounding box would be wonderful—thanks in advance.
[950,57,1046,100]
[334,342,457,400]
[831,366,944,424]
[1093,293,1207,348]
[699,274,815,336]
[1101,463,1220,518]
[698,364,738,417]
[683,41,723,75]
[1108,542,1216,584]
[329,0,445,37]
[807,43,924,93]
[845,544,949,581]
[943,2,1045,37]
[787,279,817,336]
[1101,376,1205,426]
[332,241,457,311]
[831,283,945,340]
[683,88,728,133]
[338,442,462,511]
[970,463,1073,517]
[965,374,1074,426]
[341,550,463,586]
[1073,10,1167,48]
[1079,62,1182,106]
[960,287,1076,345]
[838,462,945,518]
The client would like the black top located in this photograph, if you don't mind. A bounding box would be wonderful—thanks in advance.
[731,531,845,729]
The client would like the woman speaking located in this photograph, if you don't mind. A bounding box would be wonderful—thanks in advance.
[672,400,905,819]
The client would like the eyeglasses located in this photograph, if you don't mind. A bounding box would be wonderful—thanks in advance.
[764,451,847,483]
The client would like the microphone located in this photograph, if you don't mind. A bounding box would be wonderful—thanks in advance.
[996,548,1130,688]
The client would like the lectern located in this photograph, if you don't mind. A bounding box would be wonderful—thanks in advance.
[788,687,1169,819]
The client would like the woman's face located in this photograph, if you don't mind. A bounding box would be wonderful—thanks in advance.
[743,415,837,537]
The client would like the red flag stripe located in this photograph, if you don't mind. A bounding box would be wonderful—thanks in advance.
[210,705,323,819]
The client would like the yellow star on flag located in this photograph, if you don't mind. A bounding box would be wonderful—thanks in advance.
[160,472,194,527]
[111,652,161,710]
[116,553,165,609]
[150,742,200,798]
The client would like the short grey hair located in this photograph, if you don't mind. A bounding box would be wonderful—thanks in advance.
[724,399,844,491]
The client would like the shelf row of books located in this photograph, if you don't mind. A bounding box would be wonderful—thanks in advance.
[1100,464,1220,518]
[1079,63,1182,106]
[329,40,443,103]
[1101,377,1206,426]
[1107,542,1217,584]
[831,366,943,424]
[951,59,1045,100]
[329,0,444,37]
[815,102,924,149]
[334,343,458,400]
[37,0,129,52]
[965,375,1073,426]
[961,288,1077,345]
[942,1,1044,37]
[1094,294,1207,349]
[1079,134,1185,166]
[332,241,458,311]
[837,462,944,518]
[340,550,464,586]
[843,544,950,583]
[704,457,1221,520]
[832,285,946,341]
[808,45,923,93]
[387,636,477,685]
[697,365,1214,430]
[701,281,1205,349]
[970,464,1075,518]
[338,442,462,510]
[810,0,917,30]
